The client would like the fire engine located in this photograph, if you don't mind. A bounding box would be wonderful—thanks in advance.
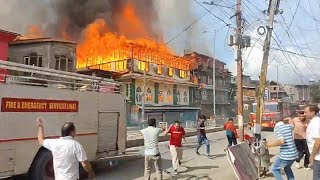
[250,100,291,129]
[0,61,128,179]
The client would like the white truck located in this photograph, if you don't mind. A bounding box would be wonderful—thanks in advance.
[0,61,127,179]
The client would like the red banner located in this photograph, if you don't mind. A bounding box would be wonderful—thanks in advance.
[1,98,78,112]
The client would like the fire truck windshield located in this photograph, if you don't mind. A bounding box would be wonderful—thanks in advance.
[252,104,278,113]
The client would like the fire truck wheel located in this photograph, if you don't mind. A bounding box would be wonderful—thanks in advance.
[28,147,54,180]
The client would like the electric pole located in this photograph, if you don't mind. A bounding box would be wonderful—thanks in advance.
[236,0,244,142]
[255,0,281,140]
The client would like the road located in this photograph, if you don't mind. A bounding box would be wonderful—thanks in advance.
[93,130,313,180]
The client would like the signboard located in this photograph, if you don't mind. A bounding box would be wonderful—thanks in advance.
[1,97,78,112]
[99,85,116,93]
[264,88,269,100]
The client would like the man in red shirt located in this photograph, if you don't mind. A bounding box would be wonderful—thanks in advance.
[164,121,186,175]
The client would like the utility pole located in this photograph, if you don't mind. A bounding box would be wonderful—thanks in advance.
[255,0,281,140]
[276,64,279,100]
[213,30,216,119]
[142,64,146,121]
[236,0,244,142]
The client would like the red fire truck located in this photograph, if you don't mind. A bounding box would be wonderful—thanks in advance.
[250,100,291,129]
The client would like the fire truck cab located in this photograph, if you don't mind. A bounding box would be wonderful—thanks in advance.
[250,100,290,129]
[0,61,127,179]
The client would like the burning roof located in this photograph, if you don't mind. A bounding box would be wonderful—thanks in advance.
[75,3,198,72]
[11,37,76,45]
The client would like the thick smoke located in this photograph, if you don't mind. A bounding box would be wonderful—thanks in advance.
[155,0,212,56]
[0,0,212,56]
[0,0,159,41]
[0,0,54,34]
[50,0,160,40]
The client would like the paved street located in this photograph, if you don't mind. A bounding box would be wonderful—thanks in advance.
[93,130,313,180]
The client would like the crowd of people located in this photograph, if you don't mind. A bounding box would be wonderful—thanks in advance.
[265,104,320,180]
[34,105,320,180]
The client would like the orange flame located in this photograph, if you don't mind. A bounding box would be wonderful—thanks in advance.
[24,25,45,39]
[76,3,196,72]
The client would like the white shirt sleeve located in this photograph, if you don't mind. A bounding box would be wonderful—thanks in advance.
[157,128,163,136]
[42,139,55,151]
[310,120,320,139]
[75,143,88,162]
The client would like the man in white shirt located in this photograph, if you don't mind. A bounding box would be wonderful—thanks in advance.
[304,105,320,180]
[37,118,95,180]
[141,118,164,180]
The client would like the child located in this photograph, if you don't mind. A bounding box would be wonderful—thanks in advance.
[223,118,238,147]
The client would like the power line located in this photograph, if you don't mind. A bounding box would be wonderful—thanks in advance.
[278,15,315,74]
[244,0,264,13]
[272,32,306,84]
[165,7,213,45]
[193,0,233,27]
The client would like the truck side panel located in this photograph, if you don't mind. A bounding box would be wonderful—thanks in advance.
[0,84,126,176]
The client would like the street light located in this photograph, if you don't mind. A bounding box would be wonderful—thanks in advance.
[202,26,227,119]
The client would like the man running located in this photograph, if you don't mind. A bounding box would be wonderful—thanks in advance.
[304,105,320,180]
[291,111,310,169]
[195,115,210,157]
[164,121,186,175]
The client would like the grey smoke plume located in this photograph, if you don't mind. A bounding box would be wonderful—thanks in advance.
[0,0,159,40]
[0,0,211,56]
[155,0,212,56]
[0,0,54,34]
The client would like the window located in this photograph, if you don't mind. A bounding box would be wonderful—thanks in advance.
[116,61,127,71]
[179,70,187,78]
[158,89,163,103]
[136,87,142,103]
[168,68,173,77]
[55,55,72,72]
[146,87,153,102]
[138,61,149,71]
[183,91,188,103]
[273,87,277,91]
[200,76,207,84]
[157,65,162,74]
[166,89,172,103]
[177,90,181,105]
[24,55,42,67]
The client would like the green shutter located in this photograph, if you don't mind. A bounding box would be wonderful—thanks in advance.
[189,87,193,104]
[155,82,159,104]
[130,80,136,105]
[173,85,177,105]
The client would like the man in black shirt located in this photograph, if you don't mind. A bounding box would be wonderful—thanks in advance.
[195,115,210,157]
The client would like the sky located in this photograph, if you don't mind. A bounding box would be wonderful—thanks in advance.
[159,0,320,85]
[1,0,319,85]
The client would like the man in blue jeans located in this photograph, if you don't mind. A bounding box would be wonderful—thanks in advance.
[266,118,298,180]
[195,115,210,157]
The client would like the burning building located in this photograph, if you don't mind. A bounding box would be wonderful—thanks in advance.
[75,18,200,126]
[185,52,232,120]
[3,1,204,125]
